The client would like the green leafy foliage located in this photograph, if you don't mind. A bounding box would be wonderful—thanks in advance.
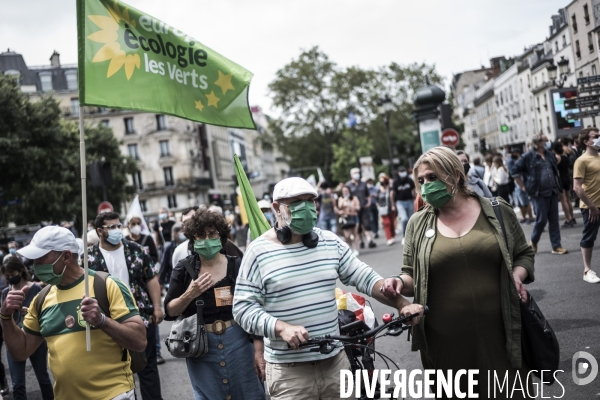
[268,46,443,183]
[0,74,136,227]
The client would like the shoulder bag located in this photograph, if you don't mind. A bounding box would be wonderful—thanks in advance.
[490,198,560,384]
[164,260,208,358]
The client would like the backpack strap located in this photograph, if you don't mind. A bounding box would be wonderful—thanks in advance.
[34,284,53,318]
[92,271,111,318]
[140,234,148,248]
[490,197,508,249]
[182,257,198,280]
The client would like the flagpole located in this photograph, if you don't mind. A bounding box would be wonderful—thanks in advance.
[79,110,91,351]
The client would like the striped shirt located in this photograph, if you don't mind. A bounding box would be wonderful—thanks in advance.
[233,228,382,363]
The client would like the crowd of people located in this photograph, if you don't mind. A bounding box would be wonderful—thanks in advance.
[0,127,599,398]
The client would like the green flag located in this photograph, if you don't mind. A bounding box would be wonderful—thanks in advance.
[234,155,270,240]
[77,0,256,129]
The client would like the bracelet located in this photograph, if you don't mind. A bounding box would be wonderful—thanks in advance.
[391,274,406,288]
[0,311,12,320]
[94,313,106,329]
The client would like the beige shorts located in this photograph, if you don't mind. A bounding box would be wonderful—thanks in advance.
[266,351,351,400]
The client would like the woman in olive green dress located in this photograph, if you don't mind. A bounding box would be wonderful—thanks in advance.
[382,146,536,399]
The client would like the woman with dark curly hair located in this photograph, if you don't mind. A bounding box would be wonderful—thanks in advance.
[164,209,265,400]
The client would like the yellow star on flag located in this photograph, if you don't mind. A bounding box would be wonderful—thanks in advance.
[205,91,221,108]
[214,71,235,95]
[195,100,204,112]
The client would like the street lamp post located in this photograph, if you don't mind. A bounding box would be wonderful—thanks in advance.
[378,95,394,176]
[548,56,570,88]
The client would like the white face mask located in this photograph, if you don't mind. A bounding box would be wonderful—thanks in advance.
[130,225,142,236]
[351,173,360,180]
[592,138,600,150]
[399,172,408,178]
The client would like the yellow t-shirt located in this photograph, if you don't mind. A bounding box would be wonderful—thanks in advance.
[23,270,139,400]
[573,153,600,208]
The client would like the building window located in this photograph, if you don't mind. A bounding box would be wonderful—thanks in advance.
[593,65,598,76]
[584,4,590,24]
[563,35,567,48]
[509,86,513,100]
[124,117,135,134]
[71,98,79,117]
[555,41,559,53]
[132,171,143,190]
[128,144,139,160]
[572,14,578,33]
[167,194,178,208]
[65,71,77,91]
[576,40,581,59]
[163,167,174,186]
[156,115,166,131]
[139,199,147,212]
[589,32,594,52]
[159,140,171,157]
[40,73,53,92]
[101,119,109,127]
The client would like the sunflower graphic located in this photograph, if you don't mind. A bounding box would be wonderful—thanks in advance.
[87,0,140,80]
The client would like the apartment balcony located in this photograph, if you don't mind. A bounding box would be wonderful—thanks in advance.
[62,106,131,118]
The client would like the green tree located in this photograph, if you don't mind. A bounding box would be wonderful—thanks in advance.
[0,74,136,227]
[268,47,443,181]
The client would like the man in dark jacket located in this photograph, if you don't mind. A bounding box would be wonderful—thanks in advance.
[513,134,568,255]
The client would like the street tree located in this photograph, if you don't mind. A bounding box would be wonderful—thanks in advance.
[268,47,443,180]
[0,73,135,227]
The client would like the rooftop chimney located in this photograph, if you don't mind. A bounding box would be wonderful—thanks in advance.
[50,50,60,67]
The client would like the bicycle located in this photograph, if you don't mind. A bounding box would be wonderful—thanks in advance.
[298,305,429,400]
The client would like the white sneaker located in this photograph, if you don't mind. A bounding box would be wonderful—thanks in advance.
[353,250,360,257]
[584,270,600,283]
[387,238,395,246]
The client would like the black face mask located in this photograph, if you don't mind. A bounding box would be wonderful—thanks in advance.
[7,275,22,286]
[463,163,471,175]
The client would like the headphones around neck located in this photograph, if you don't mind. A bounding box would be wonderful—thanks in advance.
[275,223,319,248]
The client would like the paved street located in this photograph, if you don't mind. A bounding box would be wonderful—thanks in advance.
[9,210,600,399]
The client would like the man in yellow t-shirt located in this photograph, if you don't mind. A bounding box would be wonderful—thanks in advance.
[0,226,147,400]
[573,127,600,284]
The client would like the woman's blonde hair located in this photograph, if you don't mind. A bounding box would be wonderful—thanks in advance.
[413,146,470,197]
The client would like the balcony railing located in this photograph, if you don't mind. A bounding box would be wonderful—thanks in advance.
[62,106,125,117]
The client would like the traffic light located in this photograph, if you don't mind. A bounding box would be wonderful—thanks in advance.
[479,139,487,152]
[89,161,113,188]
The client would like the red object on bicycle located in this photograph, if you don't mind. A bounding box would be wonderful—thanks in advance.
[382,313,393,323]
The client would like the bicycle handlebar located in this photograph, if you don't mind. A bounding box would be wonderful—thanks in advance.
[298,306,429,348]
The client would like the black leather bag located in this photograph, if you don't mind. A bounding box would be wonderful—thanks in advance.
[490,198,560,384]
[338,216,356,230]
[520,293,560,383]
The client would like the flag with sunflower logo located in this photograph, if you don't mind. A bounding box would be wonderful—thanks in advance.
[77,0,256,129]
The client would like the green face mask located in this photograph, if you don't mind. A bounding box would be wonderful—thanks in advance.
[194,238,222,261]
[286,200,317,235]
[421,180,453,209]
[34,252,67,286]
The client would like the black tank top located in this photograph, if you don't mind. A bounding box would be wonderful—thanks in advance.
[197,256,239,324]
[557,155,570,179]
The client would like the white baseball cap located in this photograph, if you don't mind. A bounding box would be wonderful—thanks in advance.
[273,177,318,201]
[257,199,272,209]
[18,226,80,260]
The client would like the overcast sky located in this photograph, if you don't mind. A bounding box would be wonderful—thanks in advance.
[2,0,568,113]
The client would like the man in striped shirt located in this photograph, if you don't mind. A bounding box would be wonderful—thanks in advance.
[233,177,423,400]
